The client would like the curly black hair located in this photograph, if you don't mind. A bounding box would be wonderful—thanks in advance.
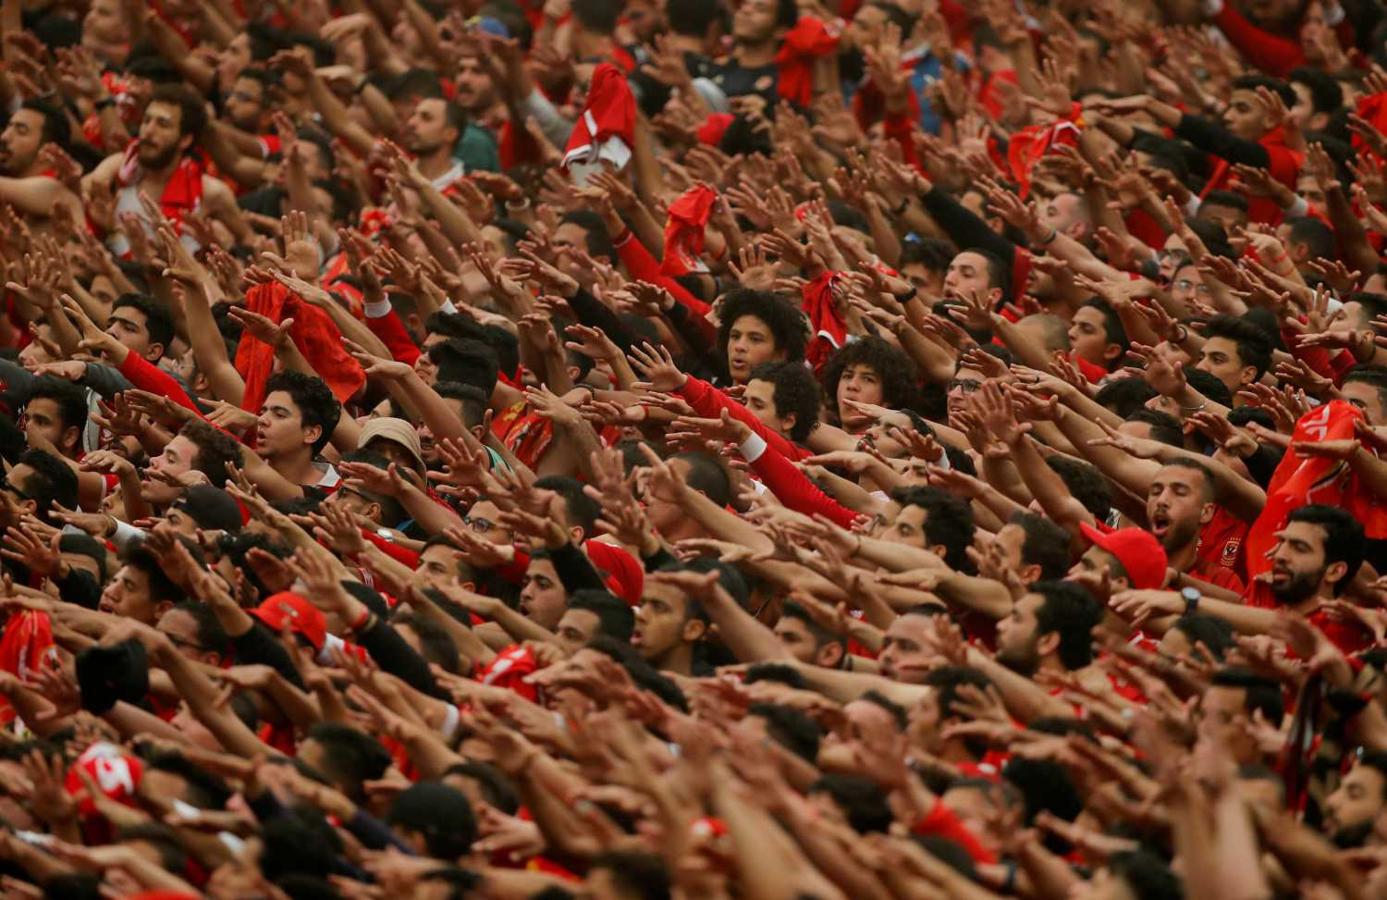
[715,290,810,365]
[819,336,919,424]
[264,371,341,454]
[747,361,822,444]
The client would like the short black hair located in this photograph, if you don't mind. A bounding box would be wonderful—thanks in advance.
[434,381,490,429]
[142,750,233,808]
[1030,580,1104,671]
[1107,850,1185,900]
[391,611,461,674]
[1285,215,1336,260]
[923,665,993,721]
[890,486,975,570]
[743,661,808,688]
[1124,408,1183,447]
[1044,456,1112,522]
[178,419,243,487]
[747,702,821,762]
[747,360,822,444]
[567,589,635,643]
[959,246,1010,300]
[716,290,810,365]
[1201,189,1250,213]
[168,600,230,658]
[123,543,183,608]
[859,689,908,731]
[534,474,601,539]
[559,210,617,262]
[571,0,621,33]
[1344,364,1387,413]
[1287,503,1365,595]
[780,601,845,654]
[1173,612,1235,661]
[304,723,392,801]
[112,293,175,357]
[1204,314,1272,379]
[264,371,341,454]
[28,376,87,435]
[1231,74,1297,109]
[1290,66,1345,115]
[1184,366,1234,408]
[1211,666,1285,728]
[820,336,919,420]
[590,851,671,900]
[1095,378,1158,418]
[443,761,520,815]
[1008,511,1072,582]
[16,448,77,517]
[429,338,499,395]
[666,0,720,35]
[148,82,208,138]
[668,450,732,507]
[808,773,892,833]
[19,97,70,148]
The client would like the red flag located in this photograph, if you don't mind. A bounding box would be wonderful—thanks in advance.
[1006,116,1081,197]
[562,63,636,171]
[0,610,54,725]
[1244,400,1387,594]
[661,184,717,276]
[234,281,366,417]
[775,16,840,107]
[801,271,846,372]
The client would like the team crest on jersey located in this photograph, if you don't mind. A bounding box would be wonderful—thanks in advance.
[1221,538,1242,568]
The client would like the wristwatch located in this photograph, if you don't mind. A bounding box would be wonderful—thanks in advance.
[1181,586,1201,616]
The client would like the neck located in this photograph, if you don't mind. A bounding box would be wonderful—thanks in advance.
[661,519,706,543]
[416,149,456,180]
[1286,591,1332,616]
[270,448,319,486]
[655,644,694,677]
[733,40,777,67]
[140,154,183,192]
[1167,538,1199,574]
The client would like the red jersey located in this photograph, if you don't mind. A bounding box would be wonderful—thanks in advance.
[1198,507,1248,581]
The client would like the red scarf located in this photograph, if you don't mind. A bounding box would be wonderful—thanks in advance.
[775,17,839,107]
[1006,104,1082,197]
[233,282,366,416]
[1244,400,1387,593]
[661,184,717,276]
[0,611,53,725]
[118,141,205,229]
[562,63,636,170]
[801,271,846,373]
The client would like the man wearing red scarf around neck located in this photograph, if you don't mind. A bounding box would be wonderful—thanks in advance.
[84,83,252,254]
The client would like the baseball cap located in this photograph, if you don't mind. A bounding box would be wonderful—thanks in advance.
[585,540,644,606]
[251,592,327,651]
[1077,523,1168,590]
[358,417,425,472]
[173,485,243,533]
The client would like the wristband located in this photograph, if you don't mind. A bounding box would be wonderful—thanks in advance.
[1034,227,1058,247]
[94,96,116,111]
[894,287,918,304]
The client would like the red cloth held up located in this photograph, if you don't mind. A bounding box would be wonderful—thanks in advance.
[562,63,636,170]
[661,183,718,276]
[775,16,839,107]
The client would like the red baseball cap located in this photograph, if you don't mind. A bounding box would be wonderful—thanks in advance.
[584,540,645,607]
[1078,523,1168,590]
[251,592,328,651]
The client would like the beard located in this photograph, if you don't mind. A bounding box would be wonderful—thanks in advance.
[137,140,180,170]
[997,640,1040,677]
[1269,567,1322,605]
[1159,517,1200,554]
[1331,819,1375,849]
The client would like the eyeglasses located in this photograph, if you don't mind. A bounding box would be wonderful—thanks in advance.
[948,378,982,394]
[166,633,207,654]
[1,481,32,504]
[462,515,495,533]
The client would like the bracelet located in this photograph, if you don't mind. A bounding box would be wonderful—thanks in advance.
[1035,227,1059,247]
[894,287,918,304]
[1179,400,1207,413]
[892,197,910,215]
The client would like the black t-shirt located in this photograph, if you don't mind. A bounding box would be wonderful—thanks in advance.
[705,59,779,106]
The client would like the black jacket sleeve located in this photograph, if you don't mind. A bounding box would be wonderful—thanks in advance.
[232,622,306,690]
[921,187,1019,268]
[1175,115,1270,168]
[549,542,609,595]
[568,288,639,354]
[355,617,443,698]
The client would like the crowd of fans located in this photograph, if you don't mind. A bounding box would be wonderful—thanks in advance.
[1,0,1387,896]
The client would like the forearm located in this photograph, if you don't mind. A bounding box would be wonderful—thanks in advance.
[965,648,1071,723]
[936,572,1012,620]
[705,596,793,664]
